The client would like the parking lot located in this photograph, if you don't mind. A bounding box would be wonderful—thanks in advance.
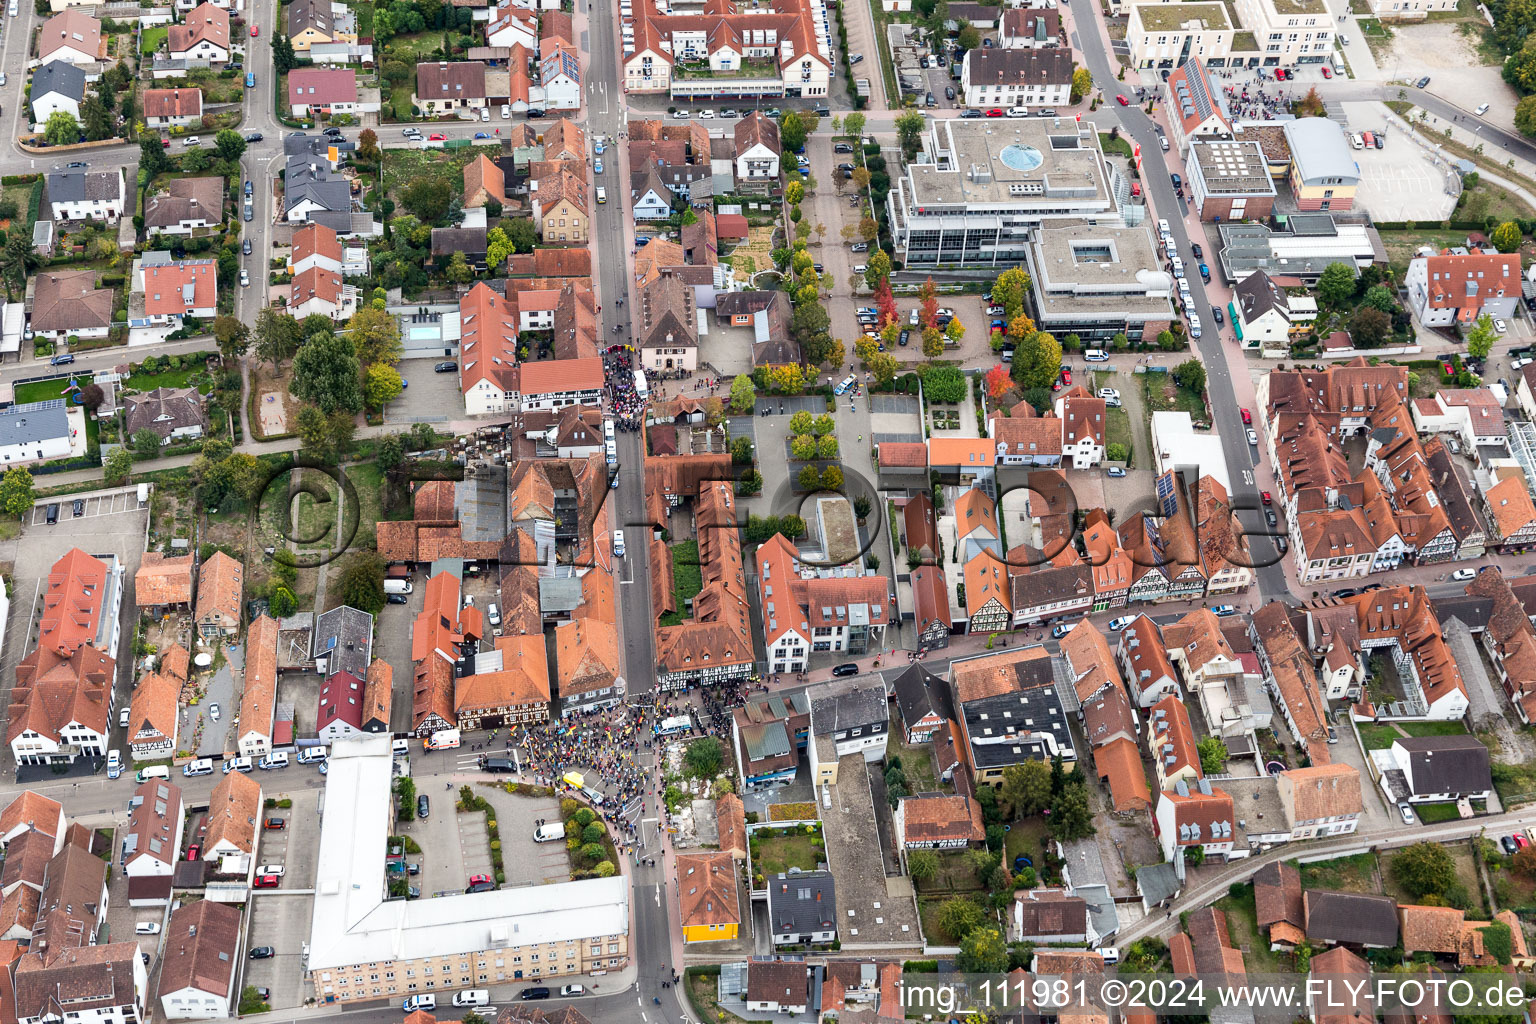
[242,788,324,1009]
[1343,102,1457,223]
[387,359,462,424]
[28,489,141,525]
[399,776,568,894]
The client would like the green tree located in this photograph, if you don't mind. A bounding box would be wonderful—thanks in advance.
[1070,66,1093,103]
[268,586,298,618]
[843,111,866,138]
[798,465,820,490]
[791,300,831,345]
[1351,305,1392,348]
[919,325,942,359]
[1361,284,1397,313]
[791,434,817,460]
[895,109,926,159]
[957,23,980,50]
[684,736,723,779]
[292,333,363,413]
[730,435,755,465]
[506,218,538,253]
[1392,841,1457,899]
[102,447,132,484]
[80,97,111,141]
[1047,782,1096,841]
[214,129,247,162]
[44,111,80,146]
[779,110,809,153]
[0,467,32,520]
[1316,261,1357,306]
[821,465,843,490]
[401,178,453,224]
[865,249,892,291]
[1517,94,1536,136]
[937,897,984,940]
[1467,313,1498,359]
[1012,331,1062,390]
[1196,736,1229,774]
[212,315,250,361]
[955,927,1009,973]
[132,427,164,459]
[140,137,172,176]
[999,761,1051,818]
[364,363,404,409]
[992,267,1030,321]
[181,145,209,174]
[867,351,899,385]
[335,550,387,615]
[272,32,299,72]
[1173,357,1207,394]
[1492,220,1524,253]
[581,822,606,845]
[817,436,840,459]
[486,226,514,269]
[729,373,757,413]
[789,410,814,435]
[255,307,304,371]
[907,849,939,883]
[347,305,403,365]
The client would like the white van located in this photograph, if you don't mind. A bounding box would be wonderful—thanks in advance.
[183,758,214,777]
[613,529,626,557]
[1084,349,1109,362]
[384,579,413,595]
[222,757,253,774]
[1350,133,1364,150]
[595,186,607,204]
[135,922,161,936]
[392,738,411,757]
[297,746,327,764]
[137,766,170,783]
[106,749,122,780]
[453,991,491,1008]
[258,752,290,771]
[402,996,436,1012]
[534,822,565,843]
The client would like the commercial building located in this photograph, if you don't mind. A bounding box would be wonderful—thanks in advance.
[1185,140,1276,221]
[887,117,1116,269]
[1234,0,1333,65]
[622,0,833,99]
[157,900,241,1019]
[1281,119,1358,211]
[959,47,1073,110]
[1216,214,1375,284]
[1024,223,1173,341]
[307,735,629,1003]
[1126,4,1234,71]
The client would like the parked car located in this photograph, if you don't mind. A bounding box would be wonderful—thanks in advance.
[253,874,280,889]
[1107,616,1135,631]
[417,795,430,818]
[1417,76,1431,88]
[1451,567,1478,581]
[263,818,286,830]
[1107,467,1126,477]
[249,947,276,960]
[1247,429,1259,447]
[434,361,458,372]
[831,663,860,677]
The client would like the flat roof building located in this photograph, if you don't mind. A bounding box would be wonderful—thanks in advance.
[1024,222,1173,341]
[887,117,1116,269]
[306,735,628,1003]
[1216,215,1377,284]
[1127,4,1234,72]
[1185,140,1277,222]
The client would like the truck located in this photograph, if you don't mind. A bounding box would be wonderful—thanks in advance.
[656,714,693,737]
[426,729,461,750]
[633,368,649,402]
[383,578,413,595]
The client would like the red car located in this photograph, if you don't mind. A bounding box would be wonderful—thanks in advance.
[1060,368,1072,387]
[1116,95,1129,106]
[985,108,1003,117]
[254,874,280,888]
[250,24,258,36]
[428,133,446,141]
[1262,491,1273,506]
[186,844,200,861]
[1517,834,1531,850]
[1240,408,1252,425]
[1320,66,1333,78]
[1442,361,1456,376]
[468,873,492,887]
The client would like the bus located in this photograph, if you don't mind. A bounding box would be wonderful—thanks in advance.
[426,728,462,750]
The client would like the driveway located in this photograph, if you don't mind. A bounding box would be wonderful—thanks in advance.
[388,360,462,424]
[193,647,239,758]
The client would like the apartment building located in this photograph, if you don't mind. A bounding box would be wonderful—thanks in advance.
[1127,3,1234,71]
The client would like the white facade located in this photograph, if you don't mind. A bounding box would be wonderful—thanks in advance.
[125,791,186,878]
[18,956,148,1024]
[1127,3,1234,70]
[735,140,779,183]
[30,91,80,133]
[160,983,232,1020]
[959,51,1069,108]
[1233,0,1332,65]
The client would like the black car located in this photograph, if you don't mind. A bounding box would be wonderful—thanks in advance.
[1502,835,1519,855]
[434,361,458,372]
[1190,242,1203,259]
[521,988,552,1001]
[899,330,910,347]
[481,757,515,773]
[71,499,83,518]
[65,161,87,169]
[244,132,263,142]
[417,794,430,818]
[249,947,276,960]
[1265,509,1277,527]
[407,863,421,875]
[466,880,495,893]
[834,142,854,153]
[831,663,860,677]
[45,504,58,525]
[243,206,252,222]
[1170,172,1183,189]
[386,593,408,605]
[1211,306,1224,324]
[960,109,983,118]
[1417,76,1431,89]
[526,108,546,118]
[945,86,956,100]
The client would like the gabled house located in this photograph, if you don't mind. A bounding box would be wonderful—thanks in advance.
[194,552,242,638]
[139,259,218,326]
[144,176,224,236]
[29,61,85,132]
[142,88,203,129]
[202,770,261,861]
[733,112,781,192]
[169,3,230,62]
[891,664,948,743]
[38,9,101,64]
[1145,695,1201,792]
[765,871,836,947]
[1056,387,1106,468]
[125,388,206,446]
[1405,250,1521,328]
[675,851,739,944]
[47,169,125,223]
[157,900,240,1019]
[286,0,357,50]
[286,67,361,117]
[413,61,487,113]
[1304,890,1398,948]
[126,672,179,759]
[123,779,183,879]
[29,269,112,341]
[1153,779,1234,870]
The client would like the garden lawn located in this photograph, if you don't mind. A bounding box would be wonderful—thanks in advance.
[383,144,504,199]
[892,738,941,794]
[1214,885,1294,973]
[659,540,702,627]
[1358,720,1470,750]
[1095,371,1134,463]
[125,365,213,393]
[1298,852,1379,894]
[753,832,824,876]
[13,377,99,451]
[1415,803,1461,824]
[140,25,167,56]
[1003,815,1050,868]
[1141,373,1206,421]
[1380,842,1486,916]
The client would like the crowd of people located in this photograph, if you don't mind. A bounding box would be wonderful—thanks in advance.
[1221,81,1294,122]
[603,347,647,428]
[518,701,656,854]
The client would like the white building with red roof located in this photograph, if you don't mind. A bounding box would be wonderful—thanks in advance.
[289,266,355,321]
[758,533,890,675]
[287,67,362,117]
[169,2,230,62]
[1156,56,1232,155]
[1405,250,1521,328]
[136,258,216,328]
[622,0,833,100]
[458,282,603,415]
